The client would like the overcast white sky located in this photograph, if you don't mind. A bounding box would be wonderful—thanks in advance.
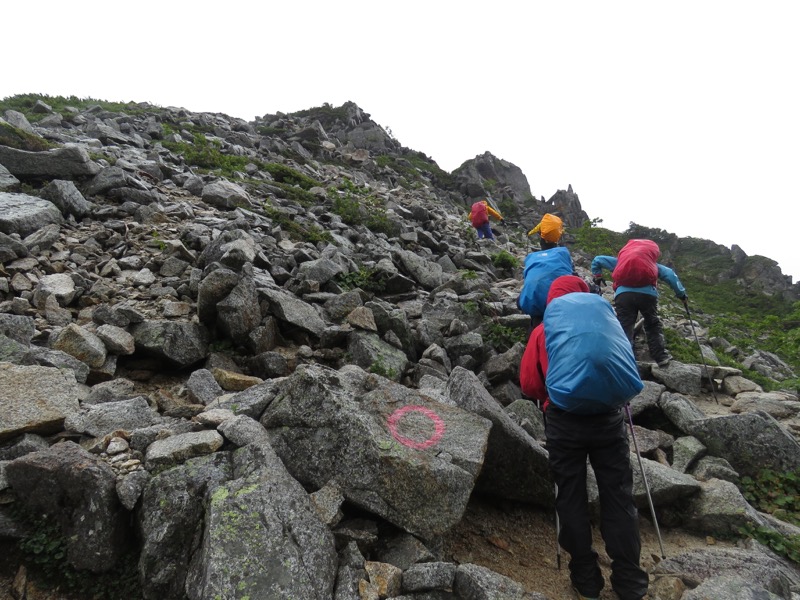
[3,1,799,283]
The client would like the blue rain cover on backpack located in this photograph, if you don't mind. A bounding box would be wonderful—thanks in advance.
[544,293,643,414]
[517,247,574,318]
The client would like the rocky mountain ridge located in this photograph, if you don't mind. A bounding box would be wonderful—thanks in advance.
[0,96,798,600]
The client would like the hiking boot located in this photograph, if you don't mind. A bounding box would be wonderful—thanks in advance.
[572,587,599,600]
[656,355,672,368]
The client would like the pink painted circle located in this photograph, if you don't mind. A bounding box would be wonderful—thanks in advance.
[387,405,445,450]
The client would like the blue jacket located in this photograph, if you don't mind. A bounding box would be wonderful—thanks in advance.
[591,255,686,299]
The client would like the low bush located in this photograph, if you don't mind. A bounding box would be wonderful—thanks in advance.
[331,179,400,237]
[738,469,800,564]
[741,469,800,526]
[370,356,398,380]
[483,320,527,352]
[0,122,55,151]
[261,204,332,244]
[336,267,388,293]
[491,250,520,271]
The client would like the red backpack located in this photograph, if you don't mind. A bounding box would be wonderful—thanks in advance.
[470,201,489,227]
[612,239,660,289]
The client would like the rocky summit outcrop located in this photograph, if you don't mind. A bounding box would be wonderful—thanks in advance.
[0,98,798,600]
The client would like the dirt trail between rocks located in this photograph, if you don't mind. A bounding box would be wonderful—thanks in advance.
[441,493,737,600]
[439,391,753,600]
[0,506,738,600]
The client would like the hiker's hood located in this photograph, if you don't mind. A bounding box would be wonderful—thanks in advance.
[622,239,660,261]
[546,275,590,304]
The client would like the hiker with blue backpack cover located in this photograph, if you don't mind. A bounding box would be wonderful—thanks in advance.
[591,239,687,367]
[519,275,649,600]
[517,246,575,331]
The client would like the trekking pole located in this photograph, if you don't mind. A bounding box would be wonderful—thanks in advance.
[624,404,666,559]
[544,408,562,570]
[682,297,719,404]
[554,482,561,570]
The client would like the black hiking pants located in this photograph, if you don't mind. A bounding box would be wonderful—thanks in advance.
[545,406,649,600]
[540,237,558,250]
[614,292,669,363]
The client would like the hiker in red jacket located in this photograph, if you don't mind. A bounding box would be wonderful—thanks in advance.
[469,199,504,240]
[520,275,649,600]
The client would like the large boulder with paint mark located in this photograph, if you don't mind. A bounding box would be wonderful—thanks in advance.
[260,363,491,538]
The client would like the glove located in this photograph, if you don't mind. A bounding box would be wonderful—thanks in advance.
[681,295,689,308]
[593,274,606,287]
[500,219,506,226]
[587,278,603,295]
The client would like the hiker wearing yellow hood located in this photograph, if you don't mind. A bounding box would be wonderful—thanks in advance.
[528,213,564,250]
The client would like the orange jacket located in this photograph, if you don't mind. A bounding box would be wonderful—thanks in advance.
[527,213,563,242]
[484,201,503,221]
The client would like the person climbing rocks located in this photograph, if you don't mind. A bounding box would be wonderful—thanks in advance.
[519,274,650,600]
[527,212,564,250]
[591,239,687,367]
[517,245,575,332]
[469,199,504,240]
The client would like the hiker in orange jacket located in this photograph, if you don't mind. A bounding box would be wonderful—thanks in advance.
[527,213,564,250]
[469,200,504,240]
